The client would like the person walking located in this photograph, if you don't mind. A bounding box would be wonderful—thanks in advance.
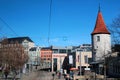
[4,69,9,80]
[65,74,69,80]
[52,73,55,80]
[58,72,61,79]
[69,71,74,80]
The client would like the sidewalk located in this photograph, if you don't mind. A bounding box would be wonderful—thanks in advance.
[22,70,37,80]
[53,73,65,80]
[22,70,65,80]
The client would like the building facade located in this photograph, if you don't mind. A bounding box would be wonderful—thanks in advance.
[6,37,35,73]
[107,56,120,78]
[62,44,92,74]
[29,47,41,66]
[51,46,72,72]
[40,47,52,69]
[7,37,35,51]
[52,53,67,72]
[75,51,92,69]
[72,44,92,69]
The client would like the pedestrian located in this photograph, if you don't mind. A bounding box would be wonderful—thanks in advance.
[4,69,9,79]
[52,73,55,80]
[65,74,69,80]
[63,70,67,78]
[69,71,74,80]
[13,70,17,80]
[35,65,37,69]
[58,72,61,79]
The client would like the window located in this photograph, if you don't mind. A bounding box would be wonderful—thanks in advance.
[53,49,58,53]
[68,50,71,53]
[44,52,47,54]
[44,58,46,60]
[84,55,88,63]
[97,36,100,41]
[59,49,66,53]
[78,55,79,62]
[48,58,50,60]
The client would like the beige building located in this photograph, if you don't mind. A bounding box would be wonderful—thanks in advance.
[51,46,72,72]
[75,51,92,68]
[52,53,67,72]
[71,44,92,69]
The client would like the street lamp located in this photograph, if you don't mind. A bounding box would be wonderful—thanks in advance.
[104,57,106,80]
[60,56,62,72]
[79,51,82,76]
[93,49,97,80]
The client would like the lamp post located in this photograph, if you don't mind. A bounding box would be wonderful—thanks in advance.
[104,57,106,80]
[95,63,96,80]
[79,51,82,76]
[60,56,62,72]
[93,49,97,80]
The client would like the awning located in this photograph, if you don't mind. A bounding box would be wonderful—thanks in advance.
[90,60,104,65]
[70,67,78,71]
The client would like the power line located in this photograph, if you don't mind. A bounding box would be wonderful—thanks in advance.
[0,17,18,36]
[48,0,52,46]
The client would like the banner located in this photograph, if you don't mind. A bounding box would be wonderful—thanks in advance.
[69,55,73,64]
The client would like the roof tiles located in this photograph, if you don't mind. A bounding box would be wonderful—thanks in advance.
[91,11,110,35]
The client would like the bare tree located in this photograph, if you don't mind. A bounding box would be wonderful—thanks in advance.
[0,38,29,79]
[109,15,120,44]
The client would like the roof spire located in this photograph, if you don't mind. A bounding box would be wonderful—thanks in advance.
[91,4,110,35]
[98,3,101,12]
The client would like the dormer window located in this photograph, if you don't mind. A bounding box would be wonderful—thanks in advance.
[97,36,100,41]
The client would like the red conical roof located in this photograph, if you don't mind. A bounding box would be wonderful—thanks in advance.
[91,10,110,35]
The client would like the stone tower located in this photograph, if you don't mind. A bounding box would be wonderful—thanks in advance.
[91,8,111,61]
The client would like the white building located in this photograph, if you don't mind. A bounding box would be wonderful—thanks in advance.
[7,37,35,73]
[29,47,41,66]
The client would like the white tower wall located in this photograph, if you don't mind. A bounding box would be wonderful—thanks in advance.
[92,34,111,61]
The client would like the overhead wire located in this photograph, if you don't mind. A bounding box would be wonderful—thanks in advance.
[0,17,18,37]
[48,0,52,46]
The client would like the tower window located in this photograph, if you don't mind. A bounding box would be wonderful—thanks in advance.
[97,36,100,41]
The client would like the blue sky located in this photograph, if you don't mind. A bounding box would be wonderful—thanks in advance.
[0,0,120,46]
